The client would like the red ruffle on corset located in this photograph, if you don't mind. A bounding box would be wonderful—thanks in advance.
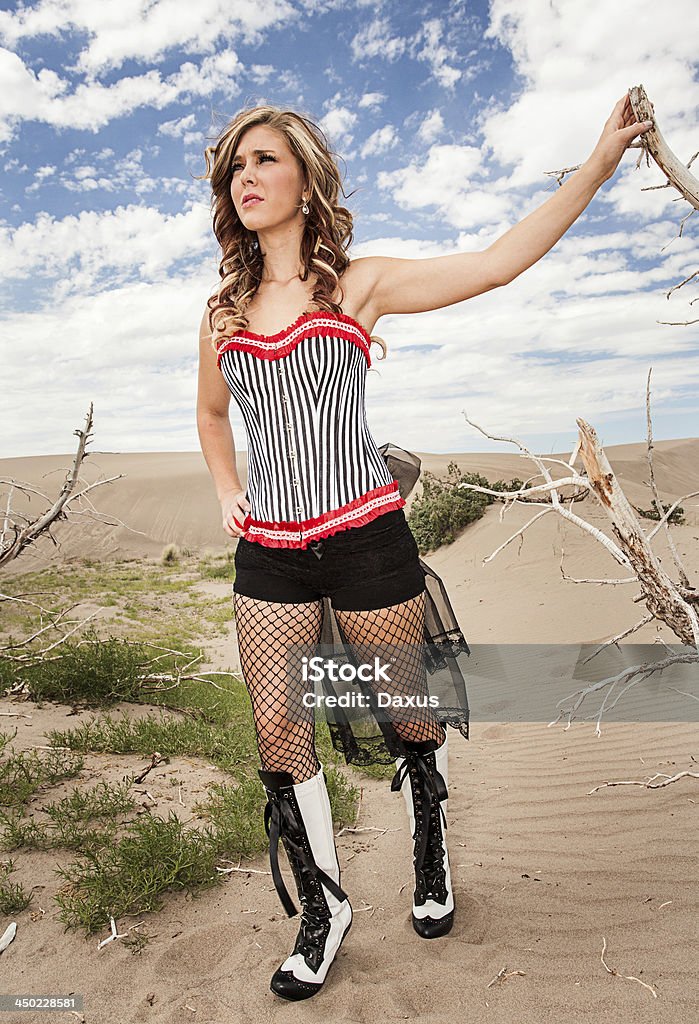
[242,480,406,549]
[216,310,372,368]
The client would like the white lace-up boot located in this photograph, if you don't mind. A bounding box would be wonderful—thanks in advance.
[258,764,353,999]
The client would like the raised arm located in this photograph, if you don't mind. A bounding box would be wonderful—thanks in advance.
[363,92,653,319]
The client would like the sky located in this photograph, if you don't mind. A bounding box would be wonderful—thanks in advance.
[1,0,698,463]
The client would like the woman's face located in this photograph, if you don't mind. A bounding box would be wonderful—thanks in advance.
[230,124,307,232]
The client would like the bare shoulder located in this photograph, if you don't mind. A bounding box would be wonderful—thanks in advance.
[343,256,382,293]
[199,284,223,341]
[199,303,212,339]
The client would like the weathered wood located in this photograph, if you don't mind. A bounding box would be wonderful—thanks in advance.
[630,84,699,209]
[0,403,124,567]
[576,418,698,646]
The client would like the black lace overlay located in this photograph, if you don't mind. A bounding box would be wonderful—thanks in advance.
[315,443,471,767]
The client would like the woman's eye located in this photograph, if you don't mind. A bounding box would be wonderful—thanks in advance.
[232,154,275,172]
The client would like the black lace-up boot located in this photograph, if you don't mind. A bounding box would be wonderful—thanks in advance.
[390,731,454,938]
[257,764,353,999]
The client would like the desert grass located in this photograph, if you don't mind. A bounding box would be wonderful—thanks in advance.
[0,549,366,940]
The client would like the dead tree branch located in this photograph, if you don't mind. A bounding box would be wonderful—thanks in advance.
[459,377,698,728]
[629,85,699,210]
[629,84,699,311]
[577,418,698,647]
[589,770,699,794]
[546,85,698,316]
[0,405,160,660]
[644,367,691,587]
[459,404,698,647]
[0,403,129,567]
[549,651,699,736]
[2,631,243,703]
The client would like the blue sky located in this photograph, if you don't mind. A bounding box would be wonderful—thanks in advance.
[1,0,697,460]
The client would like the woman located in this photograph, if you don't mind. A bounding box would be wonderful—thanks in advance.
[196,97,652,1001]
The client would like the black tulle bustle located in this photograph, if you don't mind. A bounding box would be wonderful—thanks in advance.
[315,443,471,767]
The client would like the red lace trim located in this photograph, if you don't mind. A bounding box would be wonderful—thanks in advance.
[240,480,406,549]
[216,310,372,369]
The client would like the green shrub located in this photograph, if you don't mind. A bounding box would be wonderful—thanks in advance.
[634,501,685,524]
[2,626,149,706]
[162,544,180,564]
[0,860,33,914]
[408,462,523,553]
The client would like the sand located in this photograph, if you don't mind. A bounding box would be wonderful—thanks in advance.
[0,438,697,1022]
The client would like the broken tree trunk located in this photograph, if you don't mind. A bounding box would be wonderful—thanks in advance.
[576,418,698,646]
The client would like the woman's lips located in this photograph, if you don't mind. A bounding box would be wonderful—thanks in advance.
[242,197,263,208]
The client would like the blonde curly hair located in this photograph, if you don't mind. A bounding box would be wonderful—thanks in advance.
[196,104,387,362]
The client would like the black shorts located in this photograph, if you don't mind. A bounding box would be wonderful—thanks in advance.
[232,509,426,611]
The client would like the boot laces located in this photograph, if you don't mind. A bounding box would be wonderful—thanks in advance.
[392,749,448,902]
[419,802,447,899]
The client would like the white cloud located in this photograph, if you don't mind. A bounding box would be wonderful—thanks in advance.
[481,0,699,191]
[21,146,197,197]
[249,64,275,83]
[350,17,407,63]
[319,100,358,149]
[351,228,699,450]
[360,124,398,158]
[358,91,386,110]
[350,16,463,89]
[0,47,244,143]
[0,267,217,456]
[0,0,296,77]
[0,203,213,299]
[2,0,697,456]
[3,156,29,172]
[377,143,508,229]
[24,163,57,194]
[353,235,460,260]
[417,109,444,144]
[158,113,197,138]
[411,18,461,90]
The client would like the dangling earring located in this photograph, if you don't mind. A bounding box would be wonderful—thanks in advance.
[302,196,309,215]
[249,237,259,253]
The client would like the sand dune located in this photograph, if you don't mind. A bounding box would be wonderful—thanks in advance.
[2,438,697,647]
[1,438,697,1022]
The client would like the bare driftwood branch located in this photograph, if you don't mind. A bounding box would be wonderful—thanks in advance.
[629,85,699,312]
[0,405,162,664]
[0,403,128,567]
[599,936,659,999]
[545,85,698,317]
[577,418,698,647]
[459,413,631,570]
[644,367,691,587]
[459,404,698,644]
[629,84,699,210]
[459,377,697,729]
[549,651,699,736]
[589,770,699,794]
[2,631,243,706]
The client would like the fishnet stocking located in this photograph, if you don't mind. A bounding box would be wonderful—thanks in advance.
[333,592,446,746]
[233,593,324,783]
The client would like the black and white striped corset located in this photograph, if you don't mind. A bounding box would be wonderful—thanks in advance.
[216,310,405,549]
